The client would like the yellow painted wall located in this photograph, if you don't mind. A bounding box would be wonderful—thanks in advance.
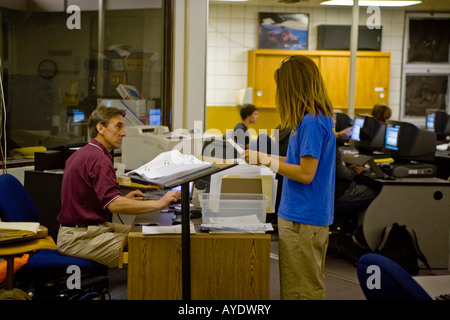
[205,106,281,136]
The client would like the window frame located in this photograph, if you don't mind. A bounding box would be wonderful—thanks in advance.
[401,12,450,127]
[0,0,174,162]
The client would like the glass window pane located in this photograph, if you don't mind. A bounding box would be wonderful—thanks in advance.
[408,18,450,63]
[404,75,448,116]
[1,4,165,158]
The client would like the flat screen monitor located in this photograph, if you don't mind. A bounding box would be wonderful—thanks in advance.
[149,109,162,126]
[384,123,400,151]
[350,116,364,141]
[425,109,450,140]
[349,115,385,153]
[425,110,435,131]
[73,109,85,123]
[383,120,437,162]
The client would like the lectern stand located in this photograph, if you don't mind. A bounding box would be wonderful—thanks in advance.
[131,160,237,300]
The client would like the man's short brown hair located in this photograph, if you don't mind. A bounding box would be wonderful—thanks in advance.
[88,105,126,139]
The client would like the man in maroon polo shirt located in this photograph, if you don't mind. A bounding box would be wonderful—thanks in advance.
[57,105,180,268]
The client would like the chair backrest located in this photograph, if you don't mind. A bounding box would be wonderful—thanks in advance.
[0,173,39,222]
[357,253,432,300]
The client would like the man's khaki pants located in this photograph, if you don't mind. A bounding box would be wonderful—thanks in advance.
[57,222,131,268]
[278,216,329,300]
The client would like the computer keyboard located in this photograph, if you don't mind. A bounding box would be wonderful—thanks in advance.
[359,170,377,179]
[342,153,372,166]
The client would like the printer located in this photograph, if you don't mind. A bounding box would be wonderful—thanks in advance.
[121,125,203,170]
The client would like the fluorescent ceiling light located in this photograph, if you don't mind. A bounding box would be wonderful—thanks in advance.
[211,0,249,2]
[320,0,422,6]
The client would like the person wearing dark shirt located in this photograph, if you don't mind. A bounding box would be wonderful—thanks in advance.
[333,118,380,203]
[57,105,180,268]
[335,144,380,202]
[225,103,259,149]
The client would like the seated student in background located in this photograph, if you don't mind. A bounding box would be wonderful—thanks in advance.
[334,118,380,203]
[225,103,259,149]
[57,105,181,268]
[335,144,381,249]
[335,144,381,203]
[226,103,280,156]
[334,116,380,249]
[371,103,392,125]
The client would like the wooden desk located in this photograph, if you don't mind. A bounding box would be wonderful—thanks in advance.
[413,275,450,299]
[127,231,271,300]
[0,226,56,300]
[362,177,450,269]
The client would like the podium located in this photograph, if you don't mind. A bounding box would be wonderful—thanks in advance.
[129,157,237,300]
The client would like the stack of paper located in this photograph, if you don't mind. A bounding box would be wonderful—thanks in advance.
[201,223,273,233]
[142,223,196,235]
[127,150,211,183]
[0,222,40,240]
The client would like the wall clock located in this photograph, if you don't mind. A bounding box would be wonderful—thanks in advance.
[38,59,57,79]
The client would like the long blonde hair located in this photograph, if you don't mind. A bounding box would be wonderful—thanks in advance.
[274,55,333,129]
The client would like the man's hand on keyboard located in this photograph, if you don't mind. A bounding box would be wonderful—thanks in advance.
[159,190,181,207]
[126,189,146,200]
[348,164,365,175]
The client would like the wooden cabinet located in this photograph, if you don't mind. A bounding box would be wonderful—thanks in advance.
[247,49,390,114]
[127,232,271,300]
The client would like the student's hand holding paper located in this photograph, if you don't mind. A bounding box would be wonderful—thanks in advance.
[243,149,265,166]
[243,149,279,173]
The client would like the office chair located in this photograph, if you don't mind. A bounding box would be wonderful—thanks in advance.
[357,253,432,300]
[0,173,109,300]
[330,199,373,264]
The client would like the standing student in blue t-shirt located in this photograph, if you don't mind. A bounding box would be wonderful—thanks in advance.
[244,55,336,300]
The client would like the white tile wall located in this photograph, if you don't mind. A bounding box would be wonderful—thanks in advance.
[207,4,406,119]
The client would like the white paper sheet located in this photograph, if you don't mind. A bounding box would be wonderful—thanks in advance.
[142,223,196,235]
[201,223,274,233]
[127,150,211,181]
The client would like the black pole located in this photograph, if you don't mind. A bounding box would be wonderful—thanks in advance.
[181,182,191,300]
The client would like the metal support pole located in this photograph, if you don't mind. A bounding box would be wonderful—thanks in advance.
[97,0,105,96]
[348,0,359,118]
[181,181,191,300]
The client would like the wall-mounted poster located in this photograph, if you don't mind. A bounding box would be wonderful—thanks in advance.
[259,12,309,50]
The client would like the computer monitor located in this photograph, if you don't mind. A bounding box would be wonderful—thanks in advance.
[349,114,385,153]
[334,112,353,144]
[425,110,435,131]
[425,109,450,140]
[149,109,162,126]
[384,120,437,162]
[72,109,85,123]
[335,112,353,132]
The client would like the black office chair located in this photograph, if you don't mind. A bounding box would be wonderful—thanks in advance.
[357,253,432,300]
[0,173,109,300]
